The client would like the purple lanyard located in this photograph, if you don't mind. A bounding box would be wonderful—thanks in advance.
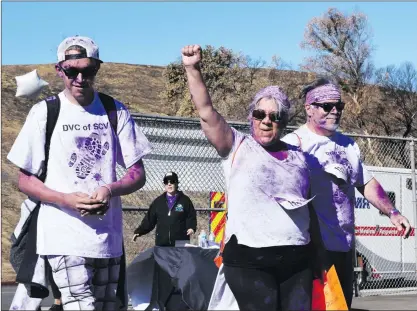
[166,194,178,215]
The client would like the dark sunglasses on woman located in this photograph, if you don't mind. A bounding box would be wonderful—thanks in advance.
[252,109,282,123]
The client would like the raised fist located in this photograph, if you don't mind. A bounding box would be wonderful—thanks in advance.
[181,44,202,67]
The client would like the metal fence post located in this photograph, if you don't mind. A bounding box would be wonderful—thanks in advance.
[410,139,417,270]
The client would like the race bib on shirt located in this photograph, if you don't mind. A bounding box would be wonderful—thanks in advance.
[274,196,316,210]
[324,163,348,183]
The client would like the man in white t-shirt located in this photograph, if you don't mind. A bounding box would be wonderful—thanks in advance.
[7,36,152,310]
[282,77,411,308]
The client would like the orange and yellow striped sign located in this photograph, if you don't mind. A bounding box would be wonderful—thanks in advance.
[209,191,227,244]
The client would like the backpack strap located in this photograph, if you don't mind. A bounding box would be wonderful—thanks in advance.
[98,92,118,134]
[39,95,61,182]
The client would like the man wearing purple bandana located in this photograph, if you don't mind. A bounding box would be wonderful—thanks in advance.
[282,77,412,308]
[132,172,197,246]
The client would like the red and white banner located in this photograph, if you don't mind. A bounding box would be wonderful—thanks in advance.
[355,226,415,237]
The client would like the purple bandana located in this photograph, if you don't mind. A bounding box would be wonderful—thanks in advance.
[251,86,291,110]
[306,84,341,105]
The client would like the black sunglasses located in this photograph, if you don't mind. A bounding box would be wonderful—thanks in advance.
[164,179,177,185]
[59,65,99,79]
[252,109,281,123]
[310,102,345,113]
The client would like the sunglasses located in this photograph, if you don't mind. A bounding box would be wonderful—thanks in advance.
[252,109,281,123]
[310,102,345,113]
[164,180,177,185]
[59,65,99,79]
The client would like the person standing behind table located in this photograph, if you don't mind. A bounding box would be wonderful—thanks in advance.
[132,172,197,311]
[132,172,197,246]
[281,77,412,308]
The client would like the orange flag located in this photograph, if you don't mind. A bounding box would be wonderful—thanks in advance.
[312,265,348,311]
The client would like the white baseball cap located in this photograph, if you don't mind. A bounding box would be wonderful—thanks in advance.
[57,36,102,63]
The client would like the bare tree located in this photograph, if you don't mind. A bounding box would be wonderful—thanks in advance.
[267,55,314,126]
[300,8,377,134]
[375,62,417,138]
[219,53,267,121]
[370,62,417,168]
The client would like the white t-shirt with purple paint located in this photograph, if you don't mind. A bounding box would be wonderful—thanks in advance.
[222,128,312,248]
[282,125,373,252]
[7,91,152,258]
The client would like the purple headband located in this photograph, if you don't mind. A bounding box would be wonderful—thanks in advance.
[305,84,341,105]
[251,86,290,110]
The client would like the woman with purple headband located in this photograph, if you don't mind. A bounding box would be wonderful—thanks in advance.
[182,45,318,311]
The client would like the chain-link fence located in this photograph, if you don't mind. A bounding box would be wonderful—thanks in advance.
[118,113,417,297]
[117,114,251,264]
[349,134,417,296]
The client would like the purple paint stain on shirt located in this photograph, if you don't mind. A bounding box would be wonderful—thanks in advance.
[260,164,282,190]
[93,173,102,181]
[334,188,347,204]
[166,193,178,211]
[267,150,288,161]
[340,158,354,176]
[75,137,86,149]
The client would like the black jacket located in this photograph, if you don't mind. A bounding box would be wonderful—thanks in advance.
[134,191,197,246]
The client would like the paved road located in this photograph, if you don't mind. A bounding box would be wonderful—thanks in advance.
[351,292,417,310]
[3,283,417,310]
[1,284,134,310]
[1,284,54,310]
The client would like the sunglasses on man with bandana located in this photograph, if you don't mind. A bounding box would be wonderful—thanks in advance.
[310,101,345,113]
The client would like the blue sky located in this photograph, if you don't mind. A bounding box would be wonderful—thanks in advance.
[2,2,417,70]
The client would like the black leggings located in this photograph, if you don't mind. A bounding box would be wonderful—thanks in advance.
[222,237,313,311]
[326,250,353,308]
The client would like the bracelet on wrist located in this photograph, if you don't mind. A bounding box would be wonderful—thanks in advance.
[388,208,401,217]
[102,184,113,197]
